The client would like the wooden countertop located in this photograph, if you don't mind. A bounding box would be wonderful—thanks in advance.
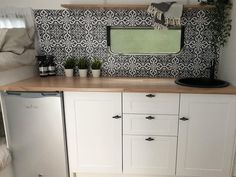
[1,76,236,94]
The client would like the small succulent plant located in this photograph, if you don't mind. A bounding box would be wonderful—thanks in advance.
[77,57,89,69]
[64,57,77,69]
[91,58,102,70]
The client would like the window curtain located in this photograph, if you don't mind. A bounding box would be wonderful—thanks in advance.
[0,7,34,29]
[0,17,26,29]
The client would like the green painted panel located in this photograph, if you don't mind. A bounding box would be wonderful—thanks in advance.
[110,27,182,55]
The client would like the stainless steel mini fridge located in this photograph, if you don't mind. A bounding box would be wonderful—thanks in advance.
[1,92,69,177]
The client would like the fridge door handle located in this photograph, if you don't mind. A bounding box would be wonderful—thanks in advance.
[5,92,61,98]
[6,92,22,96]
[41,92,60,97]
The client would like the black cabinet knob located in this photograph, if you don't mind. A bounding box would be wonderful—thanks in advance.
[112,115,122,119]
[146,116,155,120]
[180,117,189,121]
[145,137,155,141]
[146,94,155,98]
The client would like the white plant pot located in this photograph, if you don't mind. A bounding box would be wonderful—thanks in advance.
[65,69,73,77]
[79,69,88,78]
[92,70,101,78]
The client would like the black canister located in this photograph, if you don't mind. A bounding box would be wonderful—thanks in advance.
[47,56,56,76]
[37,55,48,77]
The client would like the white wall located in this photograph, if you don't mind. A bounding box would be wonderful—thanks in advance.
[218,3,236,86]
[216,3,236,175]
[0,0,199,9]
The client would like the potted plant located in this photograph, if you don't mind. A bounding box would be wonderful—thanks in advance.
[198,0,232,78]
[64,58,77,77]
[199,0,232,48]
[78,57,89,78]
[91,58,102,78]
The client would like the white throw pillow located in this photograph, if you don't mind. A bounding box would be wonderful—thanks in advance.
[1,28,33,55]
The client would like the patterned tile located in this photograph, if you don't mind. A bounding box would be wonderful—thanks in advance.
[34,9,218,78]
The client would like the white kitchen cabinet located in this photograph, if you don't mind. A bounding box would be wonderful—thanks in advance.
[123,92,179,176]
[64,92,122,175]
[177,94,236,177]
[123,93,179,115]
[63,91,236,177]
[123,135,177,175]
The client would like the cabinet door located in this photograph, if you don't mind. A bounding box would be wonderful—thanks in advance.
[177,94,236,177]
[123,135,177,175]
[64,92,122,175]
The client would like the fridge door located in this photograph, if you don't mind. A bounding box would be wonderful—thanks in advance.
[2,92,68,177]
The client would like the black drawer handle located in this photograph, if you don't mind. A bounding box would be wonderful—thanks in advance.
[146,94,155,98]
[145,137,155,141]
[180,117,189,121]
[146,116,155,120]
[112,115,121,119]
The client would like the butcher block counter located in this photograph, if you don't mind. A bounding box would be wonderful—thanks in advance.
[1,76,236,94]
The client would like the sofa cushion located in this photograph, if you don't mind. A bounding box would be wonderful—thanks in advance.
[0,29,7,50]
[1,28,33,55]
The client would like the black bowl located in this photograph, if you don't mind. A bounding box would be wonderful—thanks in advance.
[175,78,229,88]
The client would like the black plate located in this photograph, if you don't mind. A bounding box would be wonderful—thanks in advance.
[175,78,229,88]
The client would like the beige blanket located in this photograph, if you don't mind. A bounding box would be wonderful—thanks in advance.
[0,49,36,72]
[0,138,11,171]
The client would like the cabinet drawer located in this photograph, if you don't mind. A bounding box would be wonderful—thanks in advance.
[123,114,178,136]
[123,135,177,175]
[123,93,179,114]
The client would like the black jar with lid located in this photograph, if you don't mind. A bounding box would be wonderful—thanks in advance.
[36,55,48,77]
[47,55,56,76]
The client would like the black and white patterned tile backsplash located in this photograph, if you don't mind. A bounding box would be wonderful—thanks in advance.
[34,9,217,78]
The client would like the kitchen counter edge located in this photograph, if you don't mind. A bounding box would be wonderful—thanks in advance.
[1,76,236,94]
